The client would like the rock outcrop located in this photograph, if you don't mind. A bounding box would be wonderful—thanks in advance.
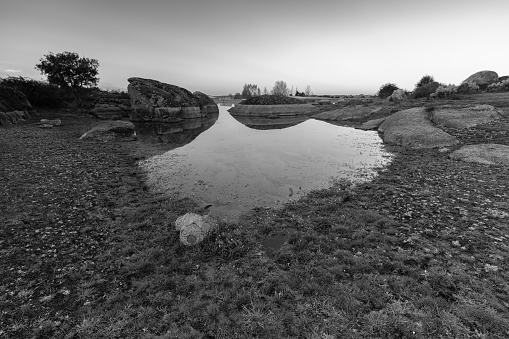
[0,84,35,125]
[378,107,459,149]
[357,117,388,130]
[311,106,382,122]
[431,105,502,129]
[449,144,509,166]
[89,92,132,120]
[462,70,498,89]
[127,77,218,121]
[229,103,319,117]
[174,212,218,246]
[79,121,136,142]
[388,89,406,103]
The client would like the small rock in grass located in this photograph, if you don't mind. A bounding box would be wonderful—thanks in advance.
[38,124,54,129]
[40,118,62,126]
[174,212,218,246]
[484,264,499,272]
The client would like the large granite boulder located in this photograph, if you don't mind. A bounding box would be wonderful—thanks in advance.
[462,70,498,89]
[79,121,136,142]
[378,107,458,149]
[127,77,218,121]
[431,105,502,129]
[450,144,509,166]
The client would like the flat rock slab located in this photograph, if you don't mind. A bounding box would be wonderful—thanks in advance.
[312,106,382,121]
[449,144,509,166]
[79,121,136,142]
[357,117,387,130]
[431,105,502,129]
[378,107,459,149]
[228,103,319,117]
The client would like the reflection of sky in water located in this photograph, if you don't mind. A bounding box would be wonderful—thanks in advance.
[140,105,392,221]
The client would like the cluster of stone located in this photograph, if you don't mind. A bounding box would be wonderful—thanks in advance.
[127,77,218,121]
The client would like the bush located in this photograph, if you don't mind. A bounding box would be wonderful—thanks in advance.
[413,82,440,99]
[415,75,435,88]
[433,84,458,98]
[0,76,68,108]
[487,79,509,92]
[377,83,399,99]
[456,81,480,95]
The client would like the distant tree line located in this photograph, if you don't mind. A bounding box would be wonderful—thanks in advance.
[231,81,313,98]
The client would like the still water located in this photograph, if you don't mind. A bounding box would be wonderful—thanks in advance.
[139,105,392,221]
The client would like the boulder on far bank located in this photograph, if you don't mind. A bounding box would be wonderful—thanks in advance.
[378,107,459,149]
[79,121,136,142]
[449,144,509,166]
[431,105,502,129]
[462,70,498,89]
[127,77,218,121]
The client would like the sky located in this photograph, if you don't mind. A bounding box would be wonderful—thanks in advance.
[1,0,508,95]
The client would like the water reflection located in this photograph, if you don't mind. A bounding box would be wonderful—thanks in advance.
[230,115,309,130]
[134,112,218,149]
[140,105,392,221]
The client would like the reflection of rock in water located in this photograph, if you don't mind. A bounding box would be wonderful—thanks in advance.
[134,112,218,149]
[230,114,309,130]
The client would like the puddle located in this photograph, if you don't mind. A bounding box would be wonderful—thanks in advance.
[139,105,392,221]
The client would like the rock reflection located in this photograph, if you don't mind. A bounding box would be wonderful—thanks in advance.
[134,112,219,149]
[230,114,309,130]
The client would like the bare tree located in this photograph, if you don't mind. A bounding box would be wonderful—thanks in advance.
[304,85,312,96]
[272,80,289,96]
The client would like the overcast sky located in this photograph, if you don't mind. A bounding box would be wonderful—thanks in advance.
[1,0,508,95]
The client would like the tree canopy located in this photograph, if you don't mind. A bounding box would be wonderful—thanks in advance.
[35,51,99,90]
[271,80,289,96]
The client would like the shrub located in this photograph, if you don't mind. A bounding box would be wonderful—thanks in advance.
[413,82,440,99]
[415,75,435,88]
[377,83,399,99]
[487,79,509,92]
[456,81,480,94]
[0,76,68,108]
[433,84,458,98]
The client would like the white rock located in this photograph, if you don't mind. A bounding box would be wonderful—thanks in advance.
[174,212,218,246]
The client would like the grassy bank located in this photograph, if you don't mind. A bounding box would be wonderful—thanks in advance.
[1,95,509,338]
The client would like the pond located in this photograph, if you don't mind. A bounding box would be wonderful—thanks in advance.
[138,105,392,221]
